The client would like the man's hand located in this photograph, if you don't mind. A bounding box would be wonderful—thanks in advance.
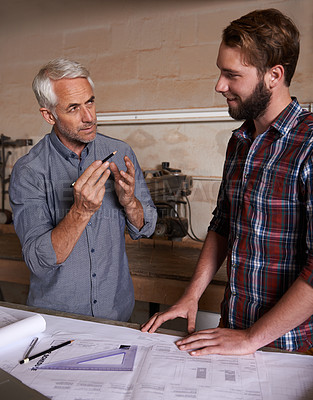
[51,160,110,264]
[141,231,228,335]
[141,297,199,334]
[175,277,313,357]
[109,156,136,209]
[110,156,144,229]
[175,327,258,356]
[73,160,111,216]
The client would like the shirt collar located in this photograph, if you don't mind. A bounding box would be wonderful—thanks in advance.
[270,97,302,136]
[49,128,93,162]
[233,120,255,141]
[233,97,302,140]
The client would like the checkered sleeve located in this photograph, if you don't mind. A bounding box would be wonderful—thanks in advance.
[300,154,313,286]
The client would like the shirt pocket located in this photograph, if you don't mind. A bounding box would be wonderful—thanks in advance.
[248,167,297,209]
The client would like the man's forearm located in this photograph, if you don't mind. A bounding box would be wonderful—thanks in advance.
[124,197,144,230]
[140,229,228,334]
[51,204,92,264]
[175,276,313,356]
[248,276,313,350]
[184,230,228,302]
[51,160,111,264]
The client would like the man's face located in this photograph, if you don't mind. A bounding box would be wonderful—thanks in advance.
[215,43,271,120]
[51,77,97,147]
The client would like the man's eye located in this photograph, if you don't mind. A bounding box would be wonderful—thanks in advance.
[227,73,239,79]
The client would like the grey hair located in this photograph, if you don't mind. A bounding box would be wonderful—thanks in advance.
[32,58,95,113]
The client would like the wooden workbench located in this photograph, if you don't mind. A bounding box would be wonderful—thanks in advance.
[0,224,227,313]
[126,236,227,312]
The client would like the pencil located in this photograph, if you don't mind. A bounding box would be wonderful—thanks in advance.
[19,340,74,364]
[102,150,117,163]
[71,150,117,187]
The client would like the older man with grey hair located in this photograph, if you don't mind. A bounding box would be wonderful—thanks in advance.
[10,58,157,321]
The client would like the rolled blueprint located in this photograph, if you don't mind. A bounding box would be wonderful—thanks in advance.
[0,314,46,348]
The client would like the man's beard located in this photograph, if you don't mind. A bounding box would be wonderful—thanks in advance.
[55,120,97,144]
[228,79,272,121]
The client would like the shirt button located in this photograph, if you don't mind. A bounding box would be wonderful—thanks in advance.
[92,273,96,278]
[87,222,92,226]
[232,264,238,268]
[93,300,97,304]
[91,248,95,253]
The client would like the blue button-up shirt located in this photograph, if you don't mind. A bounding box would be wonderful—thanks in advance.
[9,130,157,321]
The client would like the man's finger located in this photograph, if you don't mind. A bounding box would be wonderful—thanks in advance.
[187,316,196,334]
[141,313,168,333]
[124,156,135,176]
[140,314,159,332]
[109,162,121,180]
[85,161,110,187]
[74,160,110,188]
[96,168,111,187]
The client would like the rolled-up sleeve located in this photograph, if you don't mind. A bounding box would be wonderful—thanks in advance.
[9,162,58,275]
[301,256,313,286]
[300,155,313,287]
[208,178,230,238]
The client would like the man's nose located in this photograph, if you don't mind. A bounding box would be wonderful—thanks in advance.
[215,75,228,93]
[81,106,94,122]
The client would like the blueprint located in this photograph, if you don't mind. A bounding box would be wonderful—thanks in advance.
[0,307,313,399]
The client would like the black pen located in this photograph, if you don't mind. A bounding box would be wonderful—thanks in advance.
[71,150,117,187]
[23,337,38,359]
[19,340,74,364]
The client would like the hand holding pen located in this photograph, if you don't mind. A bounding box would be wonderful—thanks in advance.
[51,151,117,265]
[71,161,110,216]
[71,151,117,217]
[71,151,117,187]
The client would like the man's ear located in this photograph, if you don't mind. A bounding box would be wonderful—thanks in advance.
[40,108,56,125]
[267,65,285,88]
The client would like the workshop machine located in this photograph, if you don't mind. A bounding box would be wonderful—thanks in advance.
[144,162,193,240]
[0,134,33,224]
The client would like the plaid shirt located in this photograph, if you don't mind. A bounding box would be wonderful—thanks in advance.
[209,98,313,352]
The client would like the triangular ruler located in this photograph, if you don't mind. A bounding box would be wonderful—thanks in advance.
[38,345,137,371]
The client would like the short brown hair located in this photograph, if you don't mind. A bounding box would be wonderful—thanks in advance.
[222,8,300,86]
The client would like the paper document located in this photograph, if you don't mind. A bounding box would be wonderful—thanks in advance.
[10,333,313,400]
[0,307,313,400]
[12,336,149,400]
[0,313,46,348]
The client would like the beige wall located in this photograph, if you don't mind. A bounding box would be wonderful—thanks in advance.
[1,0,312,237]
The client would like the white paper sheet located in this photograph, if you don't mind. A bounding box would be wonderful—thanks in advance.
[1,306,313,400]
[0,313,46,348]
[12,335,150,400]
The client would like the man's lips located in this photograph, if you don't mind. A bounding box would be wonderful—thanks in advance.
[80,122,96,133]
[223,93,237,102]
[227,98,237,106]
